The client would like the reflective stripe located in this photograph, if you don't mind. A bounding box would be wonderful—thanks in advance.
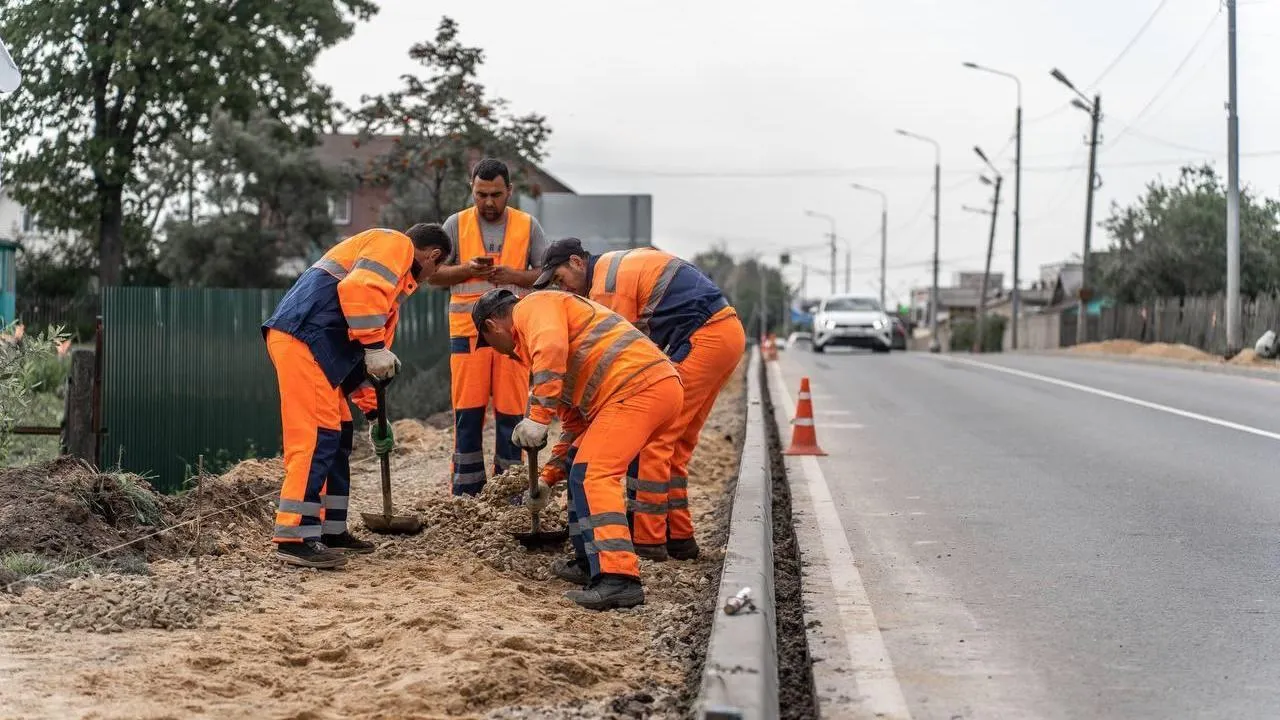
[455,280,496,295]
[347,313,388,329]
[496,456,521,470]
[454,451,484,465]
[278,499,322,516]
[579,329,646,411]
[578,511,629,530]
[353,257,400,285]
[273,524,322,539]
[584,538,636,554]
[530,370,563,385]
[798,392,811,400]
[794,418,815,427]
[453,470,487,485]
[321,520,347,534]
[669,476,688,490]
[322,495,349,510]
[448,302,475,314]
[528,394,557,408]
[396,291,409,305]
[568,521,583,537]
[564,313,624,396]
[668,498,689,510]
[626,477,668,494]
[635,259,682,334]
[604,250,634,293]
[312,257,349,279]
[630,500,668,515]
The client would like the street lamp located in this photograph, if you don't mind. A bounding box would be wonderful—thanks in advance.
[849,183,888,313]
[803,209,838,294]
[973,146,1004,353]
[964,61,1023,349]
[1051,67,1102,347]
[895,128,942,352]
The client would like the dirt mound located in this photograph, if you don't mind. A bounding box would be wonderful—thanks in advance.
[1070,339,1144,355]
[1130,342,1218,362]
[0,458,177,570]
[167,458,281,556]
[1229,348,1280,368]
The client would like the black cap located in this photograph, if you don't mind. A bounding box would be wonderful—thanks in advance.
[472,288,519,347]
[532,237,588,289]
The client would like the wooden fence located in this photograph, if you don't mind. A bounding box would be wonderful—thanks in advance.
[1056,294,1280,354]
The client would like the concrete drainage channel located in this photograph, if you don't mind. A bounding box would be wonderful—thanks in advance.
[695,351,819,720]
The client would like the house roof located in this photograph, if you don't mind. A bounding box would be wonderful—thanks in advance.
[316,133,575,195]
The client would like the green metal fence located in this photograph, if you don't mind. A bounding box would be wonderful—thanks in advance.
[103,287,450,492]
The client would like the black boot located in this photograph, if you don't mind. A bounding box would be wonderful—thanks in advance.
[321,531,376,554]
[634,543,669,561]
[565,575,645,610]
[275,539,347,569]
[666,537,700,560]
[551,556,589,585]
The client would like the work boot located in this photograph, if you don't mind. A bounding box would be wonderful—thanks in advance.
[666,537,700,560]
[275,539,347,569]
[321,531,376,554]
[565,575,645,611]
[551,556,590,586]
[634,543,669,562]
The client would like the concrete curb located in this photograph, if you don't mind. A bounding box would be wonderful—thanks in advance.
[696,350,781,720]
[1015,349,1280,382]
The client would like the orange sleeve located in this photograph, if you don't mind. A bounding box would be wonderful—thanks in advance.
[515,298,569,425]
[338,231,414,348]
[348,381,377,418]
[542,406,587,485]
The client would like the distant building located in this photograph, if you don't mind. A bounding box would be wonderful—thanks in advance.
[0,188,73,254]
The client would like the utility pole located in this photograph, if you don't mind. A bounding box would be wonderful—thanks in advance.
[974,177,1003,353]
[850,183,889,311]
[1078,94,1101,347]
[1226,0,1242,355]
[845,247,851,294]
[897,129,942,352]
[804,210,838,295]
[759,260,768,340]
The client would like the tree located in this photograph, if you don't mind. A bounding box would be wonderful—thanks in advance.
[350,17,552,225]
[1098,165,1280,302]
[0,0,377,289]
[693,246,790,336]
[158,112,349,288]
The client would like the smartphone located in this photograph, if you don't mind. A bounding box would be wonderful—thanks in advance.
[474,256,494,266]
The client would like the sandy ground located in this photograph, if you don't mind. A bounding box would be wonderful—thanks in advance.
[0,360,746,720]
[1068,339,1280,369]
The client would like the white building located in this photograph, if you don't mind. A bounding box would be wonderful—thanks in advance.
[0,187,72,252]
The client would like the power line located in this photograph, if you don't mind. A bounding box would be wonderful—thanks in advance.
[1088,0,1174,89]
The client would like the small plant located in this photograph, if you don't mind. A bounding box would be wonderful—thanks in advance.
[1,552,54,580]
[0,323,69,464]
[113,473,164,526]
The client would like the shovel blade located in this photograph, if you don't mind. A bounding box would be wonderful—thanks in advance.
[361,512,424,535]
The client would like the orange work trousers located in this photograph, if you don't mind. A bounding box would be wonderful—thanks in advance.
[449,336,529,496]
[630,310,746,544]
[570,375,683,581]
[266,330,355,543]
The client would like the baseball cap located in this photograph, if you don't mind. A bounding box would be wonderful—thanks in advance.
[532,237,588,289]
[471,288,519,347]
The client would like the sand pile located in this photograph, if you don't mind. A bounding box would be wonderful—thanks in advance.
[1228,348,1280,368]
[1130,342,1218,362]
[1070,339,1144,355]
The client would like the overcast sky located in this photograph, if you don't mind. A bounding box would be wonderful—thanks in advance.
[315,0,1279,306]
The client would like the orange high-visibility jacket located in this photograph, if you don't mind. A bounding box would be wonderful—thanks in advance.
[263,228,419,413]
[447,207,533,337]
[513,291,677,427]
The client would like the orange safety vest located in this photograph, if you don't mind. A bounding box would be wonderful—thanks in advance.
[514,291,677,424]
[588,247,681,332]
[448,206,533,337]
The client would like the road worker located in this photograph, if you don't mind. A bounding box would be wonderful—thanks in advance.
[533,239,745,561]
[262,224,451,568]
[427,158,548,496]
[472,288,683,610]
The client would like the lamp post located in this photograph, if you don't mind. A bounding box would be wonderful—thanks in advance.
[973,147,1003,353]
[804,210,838,295]
[963,61,1022,349]
[1051,68,1102,347]
[850,183,888,312]
[896,128,942,352]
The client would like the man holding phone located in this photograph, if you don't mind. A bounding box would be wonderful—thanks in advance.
[428,158,548,496]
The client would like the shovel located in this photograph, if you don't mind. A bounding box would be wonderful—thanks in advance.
[360,379,423,535]
[513,445,570,549]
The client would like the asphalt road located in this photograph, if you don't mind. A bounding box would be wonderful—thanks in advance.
[774,348,1280,720]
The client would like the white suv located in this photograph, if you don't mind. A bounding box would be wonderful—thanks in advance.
[812,295,893,353]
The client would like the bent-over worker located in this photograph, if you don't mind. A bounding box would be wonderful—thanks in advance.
[262,224,451,568]
[428,158,548,496]
[534,239,745,561]
[472,288,683,610]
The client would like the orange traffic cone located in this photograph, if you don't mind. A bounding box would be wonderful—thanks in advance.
[784,377,827,456]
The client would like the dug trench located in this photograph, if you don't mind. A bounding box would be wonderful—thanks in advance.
[0,360,746,720]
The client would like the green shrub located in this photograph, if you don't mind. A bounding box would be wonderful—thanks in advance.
[950,315,1008,353]
[0,324,69,464]
[24,352,70,396]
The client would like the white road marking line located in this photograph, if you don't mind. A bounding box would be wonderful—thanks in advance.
[931,354,1280,442]
[772,362,912,718]
[906,496,921,500]
[823,422,866,429]
[817,409,853,416]
[910,512,927,516]
[913,540,939,546]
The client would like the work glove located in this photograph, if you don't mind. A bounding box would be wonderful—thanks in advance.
[540,462,567,487]
[369,421,395,456]
[511,418,549,449]
[364,347,401,380]
[525,480,552,513]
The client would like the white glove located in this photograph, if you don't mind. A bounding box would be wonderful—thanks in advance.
[364,347,400,380]
[511,418,549,449]
[525,481,551,513]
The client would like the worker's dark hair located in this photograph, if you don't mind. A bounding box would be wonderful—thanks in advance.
[471,157,511,187]
[405,222,451,256]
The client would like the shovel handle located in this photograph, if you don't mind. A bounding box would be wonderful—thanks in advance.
[527,446,541,533]
[374,379,392,518]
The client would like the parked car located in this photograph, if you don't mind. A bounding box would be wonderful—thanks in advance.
[811,295,893,354]
[890,317,908,350]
